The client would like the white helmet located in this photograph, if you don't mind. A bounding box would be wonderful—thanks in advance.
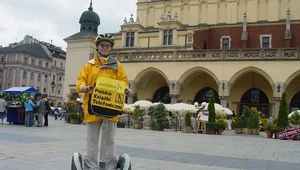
[76,98,81,102]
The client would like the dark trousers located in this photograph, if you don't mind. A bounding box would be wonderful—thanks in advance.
[44,112,48,126]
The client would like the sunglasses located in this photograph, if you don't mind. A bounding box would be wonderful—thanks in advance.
[99,44,112,48]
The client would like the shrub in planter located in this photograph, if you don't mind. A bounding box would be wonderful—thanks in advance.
[206,122,219,134]
[247,111,260,135]
[132,105,145,129]
[117,121,126,128]
[216,119,227,135]
[277,92,289,130]
[264,123,275,138]
[68,113,82,124]
[183,112,192,133]
[150,104,169,131]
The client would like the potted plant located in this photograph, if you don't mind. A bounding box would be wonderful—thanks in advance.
[183,112,192,133]
[234,116,243,134]
[151,104,169,131]
[264,123,275,138]
[132,105,145,129]
[117,121,126,128]
[247,111,260,135]
[216,119,227,135]
[68,113,82,124]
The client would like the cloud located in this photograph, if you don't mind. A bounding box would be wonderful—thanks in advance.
[0,0,137,50]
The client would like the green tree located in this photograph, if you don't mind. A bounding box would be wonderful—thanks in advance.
[276,92,289,129]
[208,93,216,123]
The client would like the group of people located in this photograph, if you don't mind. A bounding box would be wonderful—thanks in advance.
[24,94,51,127]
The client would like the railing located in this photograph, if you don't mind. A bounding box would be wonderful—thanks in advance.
[111,48,300,62]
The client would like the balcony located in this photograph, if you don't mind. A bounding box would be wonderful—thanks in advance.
[111,48,300,62]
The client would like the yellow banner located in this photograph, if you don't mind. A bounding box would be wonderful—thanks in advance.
[90,77,126,111]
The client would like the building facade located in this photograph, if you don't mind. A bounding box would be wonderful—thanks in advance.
[64,0,300,118]
[0,35,66,106]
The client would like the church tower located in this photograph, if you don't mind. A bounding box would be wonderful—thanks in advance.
[63,0,99,102]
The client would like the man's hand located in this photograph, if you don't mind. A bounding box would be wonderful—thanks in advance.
[80,86,90,93]
[126,89,133,96]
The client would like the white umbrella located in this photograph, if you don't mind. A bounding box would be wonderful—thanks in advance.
[170,103,197,112]
[132,100,153,109]
[204,103,223,111]
[288,110,300,118]
[220,108,233,115]
[123,103,133,111]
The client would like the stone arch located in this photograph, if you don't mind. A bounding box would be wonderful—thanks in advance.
[228,67,274,94]
[284,69,300,88]
[133,67,170,101]
[133,67,170,87]
[178,66,219,90]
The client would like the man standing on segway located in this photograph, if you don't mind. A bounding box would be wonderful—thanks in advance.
[76,34,131,170]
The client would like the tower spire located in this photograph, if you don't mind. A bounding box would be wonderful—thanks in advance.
[88,0,93,11]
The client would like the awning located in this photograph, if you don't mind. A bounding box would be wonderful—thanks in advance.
[4,87,39,93]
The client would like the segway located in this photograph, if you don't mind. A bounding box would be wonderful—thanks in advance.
[71,86,132,170]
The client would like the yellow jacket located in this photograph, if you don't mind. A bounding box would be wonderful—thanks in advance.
[76,54,128,124]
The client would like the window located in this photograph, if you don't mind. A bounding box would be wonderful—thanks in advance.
[125,32,135,47]
[53,76,56,82]
[8,69,12,77]
[54,61,57,67]
[220,36,231,50]
[59,77,62,81]
[0,83,2,91]
[7,84,11,88]
[38,60,42,67]
[0,69,3,77]
[58,90,61,95]
[31,58,35,65]
[43,88,47,93]
[22,84,25,87]
[37,73,41,82]
[52,87,54,93]
[44,75,48,83]
[1,56,4,62]
[23,70,27,79]
[46,62,49,68]
[23,56,28,63]
[60,62,63,68]
[163,30,173,45]
[30,71,34,80]
[36,87,40,91]
[260,34,272,49]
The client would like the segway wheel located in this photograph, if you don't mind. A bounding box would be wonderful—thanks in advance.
[117,153,132,170]
[71,152,83,170]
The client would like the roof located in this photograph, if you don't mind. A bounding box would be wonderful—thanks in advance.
[64,31,97,41]
[4,87,39,93]
[0,43,51,60]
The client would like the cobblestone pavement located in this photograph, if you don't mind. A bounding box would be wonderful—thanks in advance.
[0,118,300,170]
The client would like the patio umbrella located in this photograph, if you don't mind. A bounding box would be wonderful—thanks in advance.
[288,110,300,118]
[204,103,224,110]
[123,103,133,111]
[132,100,153,109]
[169,103,197,113]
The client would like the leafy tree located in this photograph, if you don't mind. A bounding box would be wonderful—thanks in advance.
[276,92,289,129]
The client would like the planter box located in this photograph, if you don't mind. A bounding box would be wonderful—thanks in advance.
[151,123,164,131]
[132,123,143,129]
[242,128,248,134]
[266,131,273,138]
[183,126,192,133]
[117,122,126,128]
[235,128,242,134]
[70,119,81,124]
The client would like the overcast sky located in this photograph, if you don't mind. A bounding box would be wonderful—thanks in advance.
[0,0,137,50]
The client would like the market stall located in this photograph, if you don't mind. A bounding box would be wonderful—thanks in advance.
[3,87,39,125]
